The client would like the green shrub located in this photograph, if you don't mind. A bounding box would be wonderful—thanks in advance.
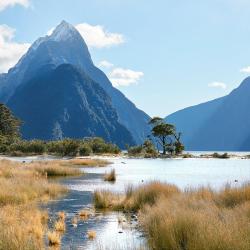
[128,140,158,158]
[79,143,92,156]
[212,152,230,159]
[8,140,46,155]
[128,145,144,156]
[87,138,120,154]
[47,139,79,156]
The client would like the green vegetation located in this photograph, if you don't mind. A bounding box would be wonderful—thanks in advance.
[128,118,185,158]
[212,152,230,159]
[0,104,21,152]
[94,182,250,250]
[149,117,184,155]
[128,140,158,158]
[1,137,120,157]
[0,104,120,156]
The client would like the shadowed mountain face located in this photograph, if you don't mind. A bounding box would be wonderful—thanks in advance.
[7,64,135,148]
[0,21,151,145]
[166,77,250,151]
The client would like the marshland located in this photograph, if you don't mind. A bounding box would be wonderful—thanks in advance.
[1,154,250,250]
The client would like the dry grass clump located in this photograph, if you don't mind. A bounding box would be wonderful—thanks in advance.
[54,219,66,233]
[71,217,78,227]
[0,205,47,250]
[47,231,61,246]
[31,161,82,177]
[124,182,180,211]
[68,158,112,167]
[94,190,124,210]
[79,209,92,220]
[87,230,96,240]
[57,211,66,220]
[140,195,250,250]
[0,159,69,250]
[94,182,180,211]
[0,161,66,206]
[94,181,250,250]
[104,169,116,182]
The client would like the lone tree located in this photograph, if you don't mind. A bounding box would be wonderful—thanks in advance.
[149,117,184,155]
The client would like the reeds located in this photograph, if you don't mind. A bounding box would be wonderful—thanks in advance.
[94,181,250,250]
[0,159,69,250]
[68,158,111,167]
[47,231,61,246]
[87,230,96,239]
[31,160,82,177]
[104,169,116,182]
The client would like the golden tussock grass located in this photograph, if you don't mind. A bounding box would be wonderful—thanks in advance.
[94,181,180,211]
[68,158,112,167]
[79,209,92,220]
[104,169,116,182]
[47,231,61,246]
[54,219,66,233]
[71,217,78,227]
[95,181,250,250]
[57,211,66,220]
[94,190,124,210]
[30,160,82,177]
[0,159,69,250]
[0,205,48,250]
[87,230,96,240]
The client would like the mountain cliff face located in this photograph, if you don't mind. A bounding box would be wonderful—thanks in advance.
[7,64,134,148]
[166,77,250,151]
[0,21,151,145]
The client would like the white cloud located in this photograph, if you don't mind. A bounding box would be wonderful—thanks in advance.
[0,0,29,11]
[46,22,125,49]
[0,25,30,73]
[240,66,250,73]
[98,60,114,68]
[109,67,144,87]
[208,81,227,89]
[75,23,124,48]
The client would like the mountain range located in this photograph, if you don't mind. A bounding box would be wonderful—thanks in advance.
[166,77,250,151]
[1,20,250,151]
[0,21,151,148]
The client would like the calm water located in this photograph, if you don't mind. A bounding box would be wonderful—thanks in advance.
[46,155,250,249]
[3,154,250,249]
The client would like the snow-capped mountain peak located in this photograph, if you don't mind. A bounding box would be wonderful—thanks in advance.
[50,20,78,42]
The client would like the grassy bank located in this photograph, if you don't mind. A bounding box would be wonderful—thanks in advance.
[94,182,250,250]
[0,159,88,249]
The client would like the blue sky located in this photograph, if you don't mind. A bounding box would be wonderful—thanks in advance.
[1,0,250,117]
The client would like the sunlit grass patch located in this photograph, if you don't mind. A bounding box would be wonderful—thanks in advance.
[79,209,92,220]
[57,211,66,220]
[94,190,124,210]
[31,161,82,177]
[87,230,96,240]
[48,231,61,246]
[0,159,70,249]
[94,181,250,250]
[54,219,66,233]
[104,169,116,182]
[68,158,112,167]
[0,205,48,250]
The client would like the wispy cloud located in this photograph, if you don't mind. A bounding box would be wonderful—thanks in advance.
[0,0,29,11]
[109,67,144,87]
[98,60,114,68]
[75,23,124,48]
[208,81,227,89]
[240,66,250,73]
[0,25,30,73]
